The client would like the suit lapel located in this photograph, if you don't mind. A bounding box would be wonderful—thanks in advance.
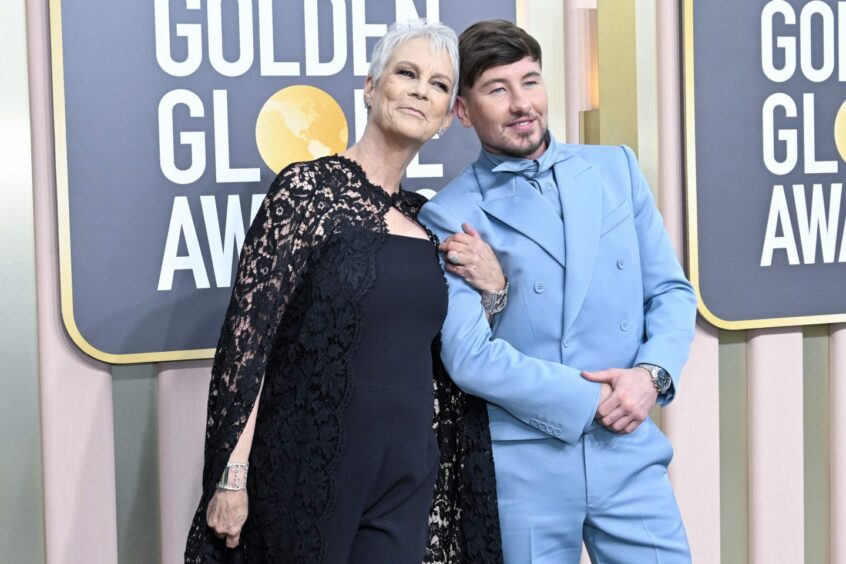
[556,155,602,334]
[477,169,565,269]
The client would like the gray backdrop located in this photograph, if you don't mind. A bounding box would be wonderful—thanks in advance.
[690,0,846,325]
[57,0,516,360]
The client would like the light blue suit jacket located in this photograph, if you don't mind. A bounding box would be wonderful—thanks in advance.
[419,142,697,444]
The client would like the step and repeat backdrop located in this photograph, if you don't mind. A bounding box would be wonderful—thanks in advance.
[685,0,846,329]
[51,0,516,363]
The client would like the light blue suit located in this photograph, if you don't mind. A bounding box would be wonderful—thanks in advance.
[419,139,697,563]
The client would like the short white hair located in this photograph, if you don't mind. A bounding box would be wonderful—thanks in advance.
[368,19,460,109]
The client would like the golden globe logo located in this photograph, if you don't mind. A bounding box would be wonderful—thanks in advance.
[255,85,349,172]
[759,0,846,268]
[153,0,442,293]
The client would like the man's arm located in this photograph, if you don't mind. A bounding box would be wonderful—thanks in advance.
[623,145,697,405]
[420,199,601,444]
[576,145,697,435]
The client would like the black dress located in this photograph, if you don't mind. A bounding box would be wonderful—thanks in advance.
[184,156,502,563]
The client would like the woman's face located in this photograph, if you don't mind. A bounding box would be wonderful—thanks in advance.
[365,37,455,144]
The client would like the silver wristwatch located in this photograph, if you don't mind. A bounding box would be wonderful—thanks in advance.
[479,278,509,315]
[637,363,672,395]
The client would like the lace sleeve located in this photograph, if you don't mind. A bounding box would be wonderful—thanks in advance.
[199,163,332,502]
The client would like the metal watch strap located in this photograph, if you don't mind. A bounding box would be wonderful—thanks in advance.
[480,278,509,315]
[637,363,671,395]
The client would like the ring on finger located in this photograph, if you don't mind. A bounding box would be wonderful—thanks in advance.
[447,251,462,265]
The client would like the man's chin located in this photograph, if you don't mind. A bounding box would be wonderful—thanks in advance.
[507,133,546,158]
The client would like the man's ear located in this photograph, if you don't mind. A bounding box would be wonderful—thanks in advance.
[454,95,473,128]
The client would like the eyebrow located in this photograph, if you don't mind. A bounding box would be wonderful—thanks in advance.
[393,60,454,84]
[478,71,542,89]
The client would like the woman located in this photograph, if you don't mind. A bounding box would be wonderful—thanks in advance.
[185,20,504,563]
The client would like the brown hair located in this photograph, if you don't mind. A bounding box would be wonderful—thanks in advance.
[458,19,542,93]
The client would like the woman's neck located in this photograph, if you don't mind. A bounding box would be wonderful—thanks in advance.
[343,129,422,194]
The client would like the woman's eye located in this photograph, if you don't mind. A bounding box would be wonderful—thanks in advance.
[433,81,449,92]
[398,69,415,78]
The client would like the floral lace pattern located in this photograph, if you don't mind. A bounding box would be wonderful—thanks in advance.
[185,156,502,563]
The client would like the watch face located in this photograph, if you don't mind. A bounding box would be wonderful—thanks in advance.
[657,370,672,393]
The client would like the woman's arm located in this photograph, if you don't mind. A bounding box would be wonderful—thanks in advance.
[205,383,263,548]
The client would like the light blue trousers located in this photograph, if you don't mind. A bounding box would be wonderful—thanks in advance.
[491,418,691,564]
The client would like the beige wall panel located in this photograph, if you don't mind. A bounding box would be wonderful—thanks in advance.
[747,329,804,564]
[525,0,566,137]
[0,0,46,560]
[28,1,119,562]
[654,3,721,561]
[157,362,212,564]
[563,1,596,143]
[833,324,846,564]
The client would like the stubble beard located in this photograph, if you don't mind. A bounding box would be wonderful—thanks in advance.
[491,124,548,159]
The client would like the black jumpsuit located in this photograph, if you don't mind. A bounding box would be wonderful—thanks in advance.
[185,157,502,564]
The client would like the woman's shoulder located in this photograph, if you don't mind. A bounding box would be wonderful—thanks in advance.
[268,156,356,203]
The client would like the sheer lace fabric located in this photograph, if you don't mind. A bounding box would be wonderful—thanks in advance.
[185,156,502,563]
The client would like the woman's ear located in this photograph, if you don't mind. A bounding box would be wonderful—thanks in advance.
[363,76,375,109]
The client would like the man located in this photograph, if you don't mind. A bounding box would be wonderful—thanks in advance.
[419,19,697,564]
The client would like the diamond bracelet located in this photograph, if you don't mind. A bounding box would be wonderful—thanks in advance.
[217,462,249,491]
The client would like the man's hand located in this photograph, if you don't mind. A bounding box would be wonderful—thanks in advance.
[206,488,248,548]
[581,367,658,434]
[439,223,506,293]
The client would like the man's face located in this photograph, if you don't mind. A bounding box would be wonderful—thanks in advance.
[455,56,549,160]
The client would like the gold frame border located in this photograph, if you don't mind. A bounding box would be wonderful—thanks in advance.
[50,1,524,364]
[682,0,846,330]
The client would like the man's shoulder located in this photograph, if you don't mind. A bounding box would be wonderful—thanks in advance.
[427,163,483,210]
[558,143,633,168]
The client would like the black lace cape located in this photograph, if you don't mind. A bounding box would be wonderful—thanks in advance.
[184,156,502,563]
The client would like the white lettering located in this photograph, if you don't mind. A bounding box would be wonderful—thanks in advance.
[762,92,797,175]
[761,185,800,267]
[803,93,839,174]
[305,0,347,76]
[154,0,202,77]
[352,0,387,76]
[158,196,211,290]
[762,0,796,82]
[208,0,255,77]
[258,0,301,76]
[799,0,835,83]
[158,89,206,185]
[213,90,261,183]
[201,194,247,287]
[794,183,842,263]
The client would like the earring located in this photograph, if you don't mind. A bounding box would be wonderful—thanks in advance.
[437,127,446,136]
[364,98,372,110]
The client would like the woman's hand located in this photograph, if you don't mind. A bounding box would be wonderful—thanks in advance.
[439,223,506,292]
[206,488,248,548]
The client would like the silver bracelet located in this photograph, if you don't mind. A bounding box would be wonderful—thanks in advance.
[480,278,509,315]
[217,462,249,491]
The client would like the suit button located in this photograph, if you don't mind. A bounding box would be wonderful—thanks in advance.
[620,320,629,331]
[553,429,562,437]
[534,282,544,294]
[539,423,548,431]
[563,338,571,348]
[617,259,625,270]
[530,419,539,427]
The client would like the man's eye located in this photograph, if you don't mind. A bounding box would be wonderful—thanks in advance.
[490,87,506,95]
[525,80,538,88]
